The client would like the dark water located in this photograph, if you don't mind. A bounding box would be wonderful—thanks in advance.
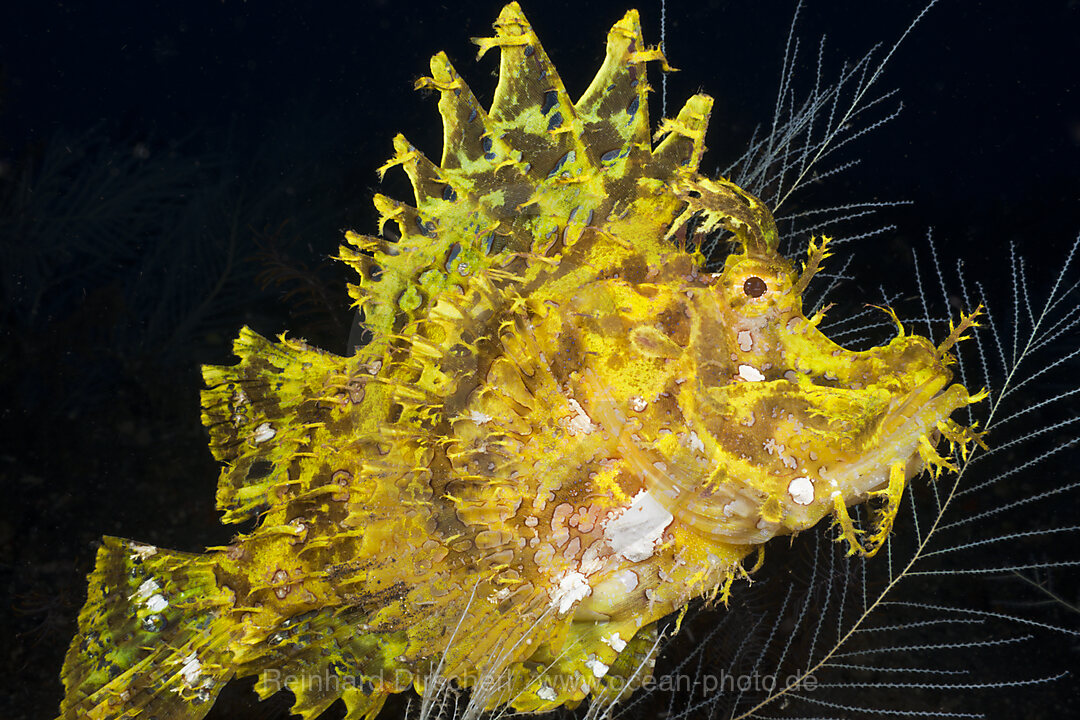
[2,1,1077,718]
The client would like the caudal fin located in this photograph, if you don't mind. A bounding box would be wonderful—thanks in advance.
[58,536,235,720]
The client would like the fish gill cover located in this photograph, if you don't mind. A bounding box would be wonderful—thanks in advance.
[3,1,1075,720]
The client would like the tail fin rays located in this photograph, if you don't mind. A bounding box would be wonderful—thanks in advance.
[58,537,234,720]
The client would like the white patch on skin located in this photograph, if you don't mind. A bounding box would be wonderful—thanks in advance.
[563,536,582,560]
[468,409,492,424]
[629,395,648,412]
[146,593,169,613]
[615,569,639,591]
[533,544,554,566]
[129,542,158,560]
[586,657,610,678]
[130,578,161,603]
[179,652,202,687]
[788,476,815,505]
[253,422,276,444]
[603,490,674,562]
[551,503,574,532]
[688,431,705,453]
[737,330,754,352]
[565,398,595,435]
[579,540,604,576]
[738,364,766,382]
[551,570,591,614]
[605,632,628,653]
[524,516,538,528]
[537,685,557,701]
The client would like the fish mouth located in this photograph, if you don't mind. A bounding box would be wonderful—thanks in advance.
[580,362,968,548]
[666,373,964,545]
[799,375,960,525]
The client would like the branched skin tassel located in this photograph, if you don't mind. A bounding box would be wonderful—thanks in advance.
[58,4,984,718]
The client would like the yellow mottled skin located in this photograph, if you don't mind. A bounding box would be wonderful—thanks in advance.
[58,4,983,719]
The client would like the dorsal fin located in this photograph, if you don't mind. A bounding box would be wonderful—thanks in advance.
[336,2,781,433]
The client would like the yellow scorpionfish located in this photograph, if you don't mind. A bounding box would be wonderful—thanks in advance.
[58,4,984,719]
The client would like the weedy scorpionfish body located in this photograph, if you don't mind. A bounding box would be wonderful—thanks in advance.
[58,4,983,719]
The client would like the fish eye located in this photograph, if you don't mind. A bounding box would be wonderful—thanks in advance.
[743,276,768,298]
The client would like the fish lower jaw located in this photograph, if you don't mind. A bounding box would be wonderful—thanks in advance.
[824,384,966,512]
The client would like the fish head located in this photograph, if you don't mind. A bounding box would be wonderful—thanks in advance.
[670,234,981,553]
